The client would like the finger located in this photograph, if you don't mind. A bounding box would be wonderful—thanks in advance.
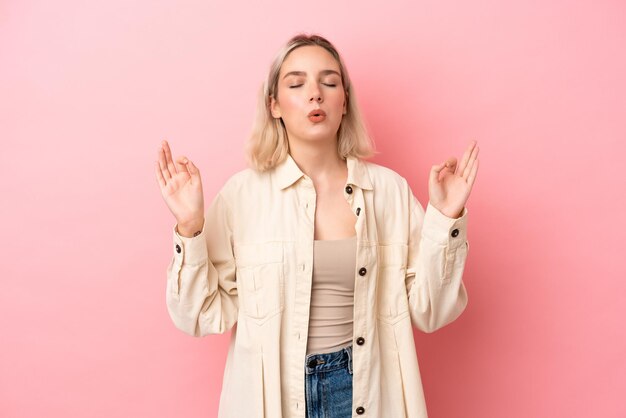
[162,140,178,176]
[187,158,200,175]
[187,159,201,186]
[461,148,477,181]
[462,145,479,180]
[457,140,477,176]
[158,143,172,180]
[155,160,166,188]
[467,157,479,188]
[175,155,190,175]
[444,157,457,174]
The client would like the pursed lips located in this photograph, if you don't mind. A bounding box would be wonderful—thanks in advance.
[308,109,326,117]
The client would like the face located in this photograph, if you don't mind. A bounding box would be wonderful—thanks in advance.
[270,45,347,145]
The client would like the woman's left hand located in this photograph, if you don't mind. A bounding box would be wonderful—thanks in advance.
[428,140,480,219]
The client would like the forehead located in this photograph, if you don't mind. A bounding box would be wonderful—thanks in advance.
[280,45,340,76]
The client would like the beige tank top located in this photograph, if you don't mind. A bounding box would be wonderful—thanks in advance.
[306,235,357,356]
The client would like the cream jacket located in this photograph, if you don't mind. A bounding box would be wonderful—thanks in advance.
[166,153,470,418]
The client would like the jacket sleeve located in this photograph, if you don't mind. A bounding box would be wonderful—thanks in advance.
[405,184,469,333]
[165,191,238,337]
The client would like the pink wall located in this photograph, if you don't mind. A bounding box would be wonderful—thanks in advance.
[1,0,624,417]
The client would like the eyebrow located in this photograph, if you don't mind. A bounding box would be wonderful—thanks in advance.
[282,69,341,79]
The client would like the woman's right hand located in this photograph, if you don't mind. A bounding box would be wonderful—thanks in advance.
[155,140,205,236]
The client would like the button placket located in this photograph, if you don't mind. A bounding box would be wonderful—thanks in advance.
[350,185,374,409]
[293,179,317,401]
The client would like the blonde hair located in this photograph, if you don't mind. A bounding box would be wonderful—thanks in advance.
[244,33,377,172]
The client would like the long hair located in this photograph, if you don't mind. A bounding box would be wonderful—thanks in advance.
[244,33,377,172]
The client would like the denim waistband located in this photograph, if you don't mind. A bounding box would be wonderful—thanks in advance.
[305,344,353,375]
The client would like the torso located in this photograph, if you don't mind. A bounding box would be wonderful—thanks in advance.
[312,166,357,240]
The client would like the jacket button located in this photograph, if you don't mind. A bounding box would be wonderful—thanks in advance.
[356,337,365,345]
[345,185,353,194]
[175,244,181,253]
[451,228,459,237]
[356,207,361,216]
[356,406,365,414]
[307,358,317,368]
[358,267,367,276]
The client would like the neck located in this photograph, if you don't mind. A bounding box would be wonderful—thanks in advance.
[288,137,346,184]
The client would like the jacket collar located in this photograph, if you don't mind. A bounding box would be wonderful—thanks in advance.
[273,153,373,191]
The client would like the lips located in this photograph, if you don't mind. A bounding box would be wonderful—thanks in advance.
[308,109,326,122]
[308,109,326,117]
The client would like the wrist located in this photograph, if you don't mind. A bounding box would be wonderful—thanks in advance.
[430,202,463,219]
[177,218,204,238]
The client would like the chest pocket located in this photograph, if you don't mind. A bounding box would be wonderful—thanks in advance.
[234,242,285,325]
[376,244,409,324]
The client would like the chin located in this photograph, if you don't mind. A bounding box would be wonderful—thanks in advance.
[301,130,339,142]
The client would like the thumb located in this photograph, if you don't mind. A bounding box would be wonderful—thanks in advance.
[186,159,201,182]
[429,162,446,184]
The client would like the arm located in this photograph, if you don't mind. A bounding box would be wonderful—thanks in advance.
[405,189,469,333]
[166,191,238,337]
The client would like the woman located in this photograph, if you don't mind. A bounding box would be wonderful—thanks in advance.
[155,33,478,418]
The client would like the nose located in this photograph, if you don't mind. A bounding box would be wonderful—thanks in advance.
[309,85,322,103]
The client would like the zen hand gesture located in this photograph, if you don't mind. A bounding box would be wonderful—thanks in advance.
[428,140,479,219]
[155,140,205,236]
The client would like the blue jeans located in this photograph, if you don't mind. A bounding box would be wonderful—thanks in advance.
[304,344,353,418]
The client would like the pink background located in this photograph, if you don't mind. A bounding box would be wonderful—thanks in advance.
[1,0,625,417]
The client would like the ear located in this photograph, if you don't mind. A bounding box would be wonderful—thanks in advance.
[270,95,281,118]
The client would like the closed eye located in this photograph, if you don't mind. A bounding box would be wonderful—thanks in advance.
[288,83,337,88]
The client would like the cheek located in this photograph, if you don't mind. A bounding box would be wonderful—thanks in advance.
[287,98,302,113]
[278,93,303,114]
[329,91,346,107]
